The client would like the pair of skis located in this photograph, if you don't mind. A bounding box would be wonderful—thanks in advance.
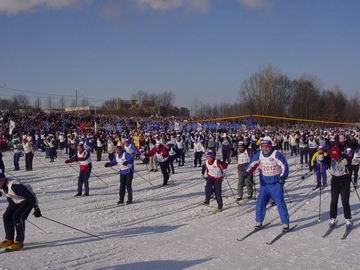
[0,243,48,253]
[322,223,352,240]
[236,223,298,245]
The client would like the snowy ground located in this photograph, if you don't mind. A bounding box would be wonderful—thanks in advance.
[0,150,359,270]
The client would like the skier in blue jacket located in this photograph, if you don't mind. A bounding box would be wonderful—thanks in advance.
[105,145,134,205]
[246,137,290,232]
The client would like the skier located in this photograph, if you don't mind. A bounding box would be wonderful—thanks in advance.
[236,141,254,200]
[193,136,205,167]
[327,146,352,229]
[201,150,228,210]
[0,171,42,251]
[168,143,177,174]
[22,135,34,171]
[346,147,360,189]
[107,137,116,162]
[105,145,134,204]
[47,135,56,163]
[246,137,290,232]
[220,133,232,163]
[144,142,170,186]
[298,134,309,169]
[12,137,23,171]
[310,146,328,190]
[175,134,185,166]
[65,142,92,196]
[308,134,318,172]
[96,136,103,161]
[148,136,159,172]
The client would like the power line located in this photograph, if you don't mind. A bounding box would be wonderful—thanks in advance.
[0,85,108,103]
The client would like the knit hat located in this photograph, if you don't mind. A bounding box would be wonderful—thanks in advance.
[206,150,216,158]
[261,136,272,146]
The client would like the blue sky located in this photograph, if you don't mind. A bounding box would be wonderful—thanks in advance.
[0,0,359,108]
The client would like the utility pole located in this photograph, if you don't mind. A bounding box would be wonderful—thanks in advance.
[75,89,78,107]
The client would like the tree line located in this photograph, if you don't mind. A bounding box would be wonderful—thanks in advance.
[193,65,360,123]
[1,65,359,122]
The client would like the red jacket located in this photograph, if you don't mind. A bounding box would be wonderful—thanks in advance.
[145,144,169,162]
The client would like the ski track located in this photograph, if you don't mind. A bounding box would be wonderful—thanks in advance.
[0,151,359,270]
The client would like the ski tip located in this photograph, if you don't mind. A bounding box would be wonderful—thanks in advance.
[265,242,272,245]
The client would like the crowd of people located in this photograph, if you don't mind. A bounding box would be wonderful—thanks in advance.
[0,111,359,250]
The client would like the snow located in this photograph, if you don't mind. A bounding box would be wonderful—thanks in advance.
[1,151,359,270]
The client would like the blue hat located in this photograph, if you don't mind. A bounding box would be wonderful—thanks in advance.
[206,151,215,158]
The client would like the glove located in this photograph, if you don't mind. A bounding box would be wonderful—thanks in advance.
[104,162,111,168]
[279,177,286,185]
[123,161,128,166]
[65,159,71,164]
[33,207,42,218]
[143,157,150,164]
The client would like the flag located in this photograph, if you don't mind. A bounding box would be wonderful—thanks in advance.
[9,120,16,135]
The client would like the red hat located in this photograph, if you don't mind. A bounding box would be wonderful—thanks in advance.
[330,146,341,160]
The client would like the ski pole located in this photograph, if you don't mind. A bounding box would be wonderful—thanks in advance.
[318,164,323,222]
[91,170,111,188]
[224,172,240,205]
[110,166,153,186]
[318,185,322,222]
[34,154,47,166]
[134,170,153,186]
[253,174,257,200]
[283,185,293,203]
[351,180,360,201]
[145,164,152,184]
[41,216,102,239]
[27,220,50,234]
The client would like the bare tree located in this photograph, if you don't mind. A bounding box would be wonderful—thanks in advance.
[58,96,66,109]
[12,95,30,110]
[239,65,292,116]
[33,97,42,110]
[47,96,53,111]
[81,97,89,107]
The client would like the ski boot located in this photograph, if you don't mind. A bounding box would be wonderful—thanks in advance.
[345,219,353,230]
[282,224,290,233]
[329,218,337,228]
[254,222,263,230]
[5,241,23,251]
[0,240,14,249]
